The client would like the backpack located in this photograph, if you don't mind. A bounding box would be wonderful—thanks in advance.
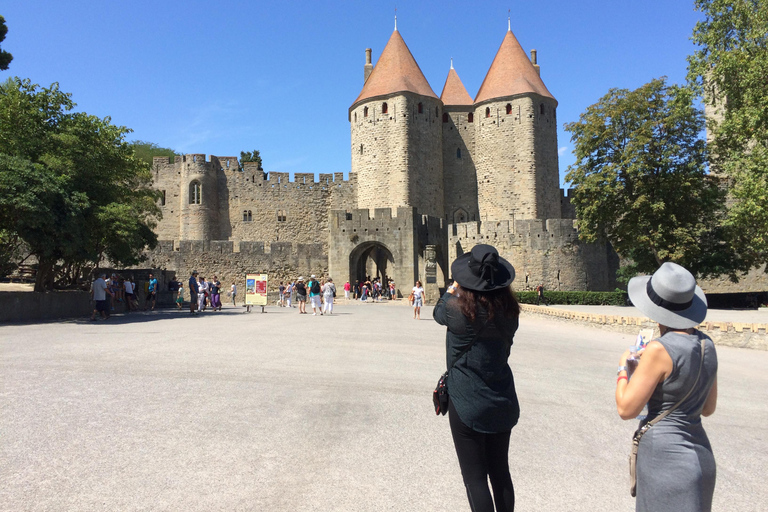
[310,280,321,294]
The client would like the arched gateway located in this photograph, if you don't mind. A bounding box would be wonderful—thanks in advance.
[349,241,394,286]
[327,207,448,303]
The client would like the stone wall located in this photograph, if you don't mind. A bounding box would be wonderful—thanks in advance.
[142,240,329,296]
[700,265,768,294]
[449,218,619,291]
[0,291,92,323]
[522,304,768,351]
[152,156,356,251]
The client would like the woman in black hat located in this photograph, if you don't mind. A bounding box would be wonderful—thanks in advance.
[615,262,718,512]
[433,244,520,512]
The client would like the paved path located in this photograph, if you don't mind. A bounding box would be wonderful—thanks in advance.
[2,302,766,511]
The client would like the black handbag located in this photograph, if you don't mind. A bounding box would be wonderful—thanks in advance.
[433,321,488,416]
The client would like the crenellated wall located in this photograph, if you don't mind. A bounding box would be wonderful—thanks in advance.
[449,218,618,291]
[142,239,329,295]
[152,155,357,251]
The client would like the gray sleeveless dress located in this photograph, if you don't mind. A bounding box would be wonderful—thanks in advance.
[636,330,718,512]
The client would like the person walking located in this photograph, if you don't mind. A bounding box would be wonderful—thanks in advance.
[230,281,237,307]
[535,284,548,306]
[278,282,286,307]
[189,271,199,314]
[144,273,158,311]
[615,262,718,512]
[344,281,350,300]
[389,280,396,300]
[295,277,307,313]
[322,278,336,315]
[308,274,322,315]
[411,280,425,319]
[433,244,520,512]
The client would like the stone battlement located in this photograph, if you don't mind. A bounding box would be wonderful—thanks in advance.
[449,218,579,249]
[154,239,325,258]
[153,154,356,188]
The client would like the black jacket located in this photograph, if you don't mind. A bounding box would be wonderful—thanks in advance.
[433,292,520,433]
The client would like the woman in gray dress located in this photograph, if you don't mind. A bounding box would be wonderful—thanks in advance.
[615,262,718,511]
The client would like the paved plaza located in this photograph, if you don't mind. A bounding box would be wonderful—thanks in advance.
[2,301,767,511]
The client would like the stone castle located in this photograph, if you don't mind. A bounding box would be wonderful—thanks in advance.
[145,24,619,300]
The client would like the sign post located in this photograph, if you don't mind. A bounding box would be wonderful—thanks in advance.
[245,273,268,313]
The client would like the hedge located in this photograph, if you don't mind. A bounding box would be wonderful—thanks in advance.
[516,290,628,306]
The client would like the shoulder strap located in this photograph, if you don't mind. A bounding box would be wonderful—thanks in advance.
[447,320,490,371]
[637,333,706,437]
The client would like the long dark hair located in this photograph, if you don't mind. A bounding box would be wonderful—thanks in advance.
[456,285,520,324]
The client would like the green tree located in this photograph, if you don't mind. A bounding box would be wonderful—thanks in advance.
[239,149,265,177]
[0,16,12,71]
[0,78,160,291]
[688,0,768,272]
[564,77,727,280]
[130,140,179,166]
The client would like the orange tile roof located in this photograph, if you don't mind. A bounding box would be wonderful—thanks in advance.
[351,30,438,108]
[474,29,556,105]
[440,67,473,106]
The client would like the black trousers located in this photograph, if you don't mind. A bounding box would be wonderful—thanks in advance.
[449,400,515,512]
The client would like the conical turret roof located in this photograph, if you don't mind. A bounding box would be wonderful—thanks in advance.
[440,65,473,106]
[474,29,556,104]
[351,29,438,108]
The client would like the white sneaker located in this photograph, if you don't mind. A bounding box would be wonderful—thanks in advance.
[312,312,316,315]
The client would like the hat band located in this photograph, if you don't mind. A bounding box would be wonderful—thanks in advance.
[646,280,693,312]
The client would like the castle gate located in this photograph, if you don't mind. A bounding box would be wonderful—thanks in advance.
[349,241,395,288]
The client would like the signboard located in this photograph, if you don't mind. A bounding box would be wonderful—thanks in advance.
[245,273,268,306]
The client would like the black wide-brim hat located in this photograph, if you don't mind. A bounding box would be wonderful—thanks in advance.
[451,244,515,292]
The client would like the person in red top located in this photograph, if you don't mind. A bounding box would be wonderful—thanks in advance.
[344,281,351,300]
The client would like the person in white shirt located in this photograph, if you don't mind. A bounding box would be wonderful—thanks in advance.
[124,278,135,311]
[90,273,114,321]
[412,280,425,320]
[198,277,209,312]
[322,278,336,315]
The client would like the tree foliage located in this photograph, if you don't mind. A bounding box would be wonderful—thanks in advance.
[0,78,160,290]
[565,78,728,280]
[239,149,266,178]
[0,16,12,71]
[688,0,768,271]
[239,149,262,169]
[130,140,179,166]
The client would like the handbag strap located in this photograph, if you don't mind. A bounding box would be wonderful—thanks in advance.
[447,319,490,371]
[635,333,706,440]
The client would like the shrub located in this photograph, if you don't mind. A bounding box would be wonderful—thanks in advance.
[516,290,627,306]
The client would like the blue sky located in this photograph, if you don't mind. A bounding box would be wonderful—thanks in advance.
[3,1,703,185]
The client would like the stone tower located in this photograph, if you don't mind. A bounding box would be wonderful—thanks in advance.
[349,28,444,218]
[473,28,560,221]
[178,154,220,241]
[440,61,479,224]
